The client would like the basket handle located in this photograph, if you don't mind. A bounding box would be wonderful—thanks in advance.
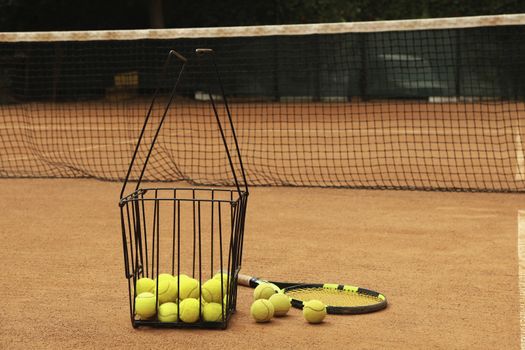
[119,49,187,200]
[119,48,249,201]
[196,48,249,196]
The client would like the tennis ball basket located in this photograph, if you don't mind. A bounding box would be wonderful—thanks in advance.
[119,49,249,329]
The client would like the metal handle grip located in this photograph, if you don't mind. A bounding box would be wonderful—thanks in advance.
[119,48,249,201]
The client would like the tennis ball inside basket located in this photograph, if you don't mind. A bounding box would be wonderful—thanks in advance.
[202,302,225,322]
[156,273,175,281]
[213,272,230,290]
[253,283,279,301]
[302,299,327,324]
[201,278,225,303]
[154,274,178,304]
[223,294,229,308]
[158,302,179,322]
[178,277,200,300]
[250,299,274,322]
[135,277,155,295]
[268,293,291,316]
[179,298,201,323]
[175,274,190,282]
[171,274,189,293]
[135,292,157,319]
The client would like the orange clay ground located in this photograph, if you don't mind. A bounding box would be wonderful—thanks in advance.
[0,179,522,349]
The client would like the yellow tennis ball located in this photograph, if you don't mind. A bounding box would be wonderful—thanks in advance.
[179,298,201,323]
[176,274,190,282]
[135,277,155,295]
[158,302,179,322]
[157,273,175,281]
[170,274,188,294]
[192,295,207,309]
[202,302,225,322]
[213,272,229,281]
[302,299,327,324]
[178,277,200,300]
[155,273,176,287]
[253,283,279,301]
[154,274,178,304]
[250,299,274,322]
[201,279,225,303]
[134,292,157,319]
[268,293,291,316]
[213,272,229,290]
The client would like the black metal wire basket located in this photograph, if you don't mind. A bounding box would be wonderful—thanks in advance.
[119,49,249,329]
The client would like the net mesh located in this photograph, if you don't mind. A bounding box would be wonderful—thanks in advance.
[286,287,382,307]
[1,15,525,192]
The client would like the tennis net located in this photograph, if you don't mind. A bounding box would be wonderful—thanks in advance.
[0,14,524,192]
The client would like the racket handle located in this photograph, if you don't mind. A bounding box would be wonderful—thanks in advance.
[237,273,255,287]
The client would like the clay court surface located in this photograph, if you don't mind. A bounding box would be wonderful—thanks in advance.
[1,99,524,348]
[0,178,522,349]
[2,100,524,191]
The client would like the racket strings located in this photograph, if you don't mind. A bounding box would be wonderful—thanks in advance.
[285,287,381,307]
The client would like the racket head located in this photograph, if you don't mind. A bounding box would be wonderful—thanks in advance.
[238,274,387,315]
[282,283,387,315]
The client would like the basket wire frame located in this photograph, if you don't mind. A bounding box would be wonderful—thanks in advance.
[119,49,249,329]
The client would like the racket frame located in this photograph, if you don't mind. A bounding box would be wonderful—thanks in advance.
[241,275,387,315]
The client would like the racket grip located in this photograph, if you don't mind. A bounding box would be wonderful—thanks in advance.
[237,273,254,287]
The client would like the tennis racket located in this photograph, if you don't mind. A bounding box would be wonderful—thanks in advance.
[238,273,387,315]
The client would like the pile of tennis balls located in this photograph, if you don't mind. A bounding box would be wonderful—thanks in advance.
[250,283,327,324]
[134,272,230,323]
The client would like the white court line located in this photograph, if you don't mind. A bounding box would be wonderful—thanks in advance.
[1,138,140,162]
[0,125,138,132]
[448,214,498,219]
[73,138,138,152]
[2,155,33,162]
[436,207,497,212]
[518,211,525,350]
[0,125,510,137]
[516,127,525,181]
